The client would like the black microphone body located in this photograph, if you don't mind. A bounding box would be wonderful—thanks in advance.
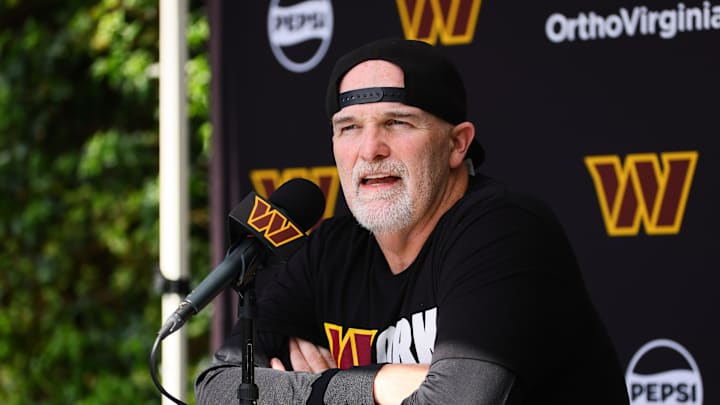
[158,238,263,339]
[157,178,325,339]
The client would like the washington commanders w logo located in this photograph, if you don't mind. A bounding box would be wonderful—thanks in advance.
[247,197,304,247]
[324,322,377,369]
[584,151,698,236]
[396,0,482,45]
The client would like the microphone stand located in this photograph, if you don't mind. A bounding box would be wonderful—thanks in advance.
[232,253,284,404]
[234,281,259,405]
[225,231,283,404]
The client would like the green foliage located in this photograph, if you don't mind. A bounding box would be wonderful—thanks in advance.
[0,0,211,403]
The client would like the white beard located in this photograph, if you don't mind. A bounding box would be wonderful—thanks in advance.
[349,160,415,234]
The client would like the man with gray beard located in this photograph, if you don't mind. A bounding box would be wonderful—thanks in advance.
[196,38,629,404]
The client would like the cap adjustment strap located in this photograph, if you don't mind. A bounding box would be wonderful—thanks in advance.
[338,87,406,109]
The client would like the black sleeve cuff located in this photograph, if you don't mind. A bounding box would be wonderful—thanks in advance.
[307,368,341,405]
[308,364,386,405]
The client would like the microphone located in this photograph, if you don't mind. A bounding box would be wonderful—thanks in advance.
[157,178,326,339]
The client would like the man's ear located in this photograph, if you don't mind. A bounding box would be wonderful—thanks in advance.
[449,122,475,169]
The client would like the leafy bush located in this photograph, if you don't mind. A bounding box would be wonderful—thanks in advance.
[0,0,211,403]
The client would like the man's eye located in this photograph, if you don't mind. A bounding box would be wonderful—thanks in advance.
[336,124,357,134]
[388,119,408,126]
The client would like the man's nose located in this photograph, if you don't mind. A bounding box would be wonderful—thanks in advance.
[358,127,390,162]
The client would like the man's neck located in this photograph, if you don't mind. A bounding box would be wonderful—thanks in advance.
[374,171,469,275]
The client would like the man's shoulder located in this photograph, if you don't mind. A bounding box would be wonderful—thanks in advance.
[444,175,568,242]
[461,175,560,223]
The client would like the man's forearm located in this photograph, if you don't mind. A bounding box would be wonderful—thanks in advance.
[195,363,381,405]
[198,339,515,404]
[401,358,515,405]
[195,364,319,404]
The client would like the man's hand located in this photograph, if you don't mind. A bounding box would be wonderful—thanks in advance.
[270,337,336,373]
[374,364,428,405]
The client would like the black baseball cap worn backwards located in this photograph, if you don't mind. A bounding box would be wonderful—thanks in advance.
[325,38,484,167]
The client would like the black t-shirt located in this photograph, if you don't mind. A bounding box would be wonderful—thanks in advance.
[252,174,628,403]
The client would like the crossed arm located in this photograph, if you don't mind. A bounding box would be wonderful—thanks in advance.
[265,337,515,405]
[271,337,428,405]
[195,335,515,404]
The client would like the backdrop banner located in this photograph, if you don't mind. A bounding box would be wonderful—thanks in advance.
[211,1,719,402]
